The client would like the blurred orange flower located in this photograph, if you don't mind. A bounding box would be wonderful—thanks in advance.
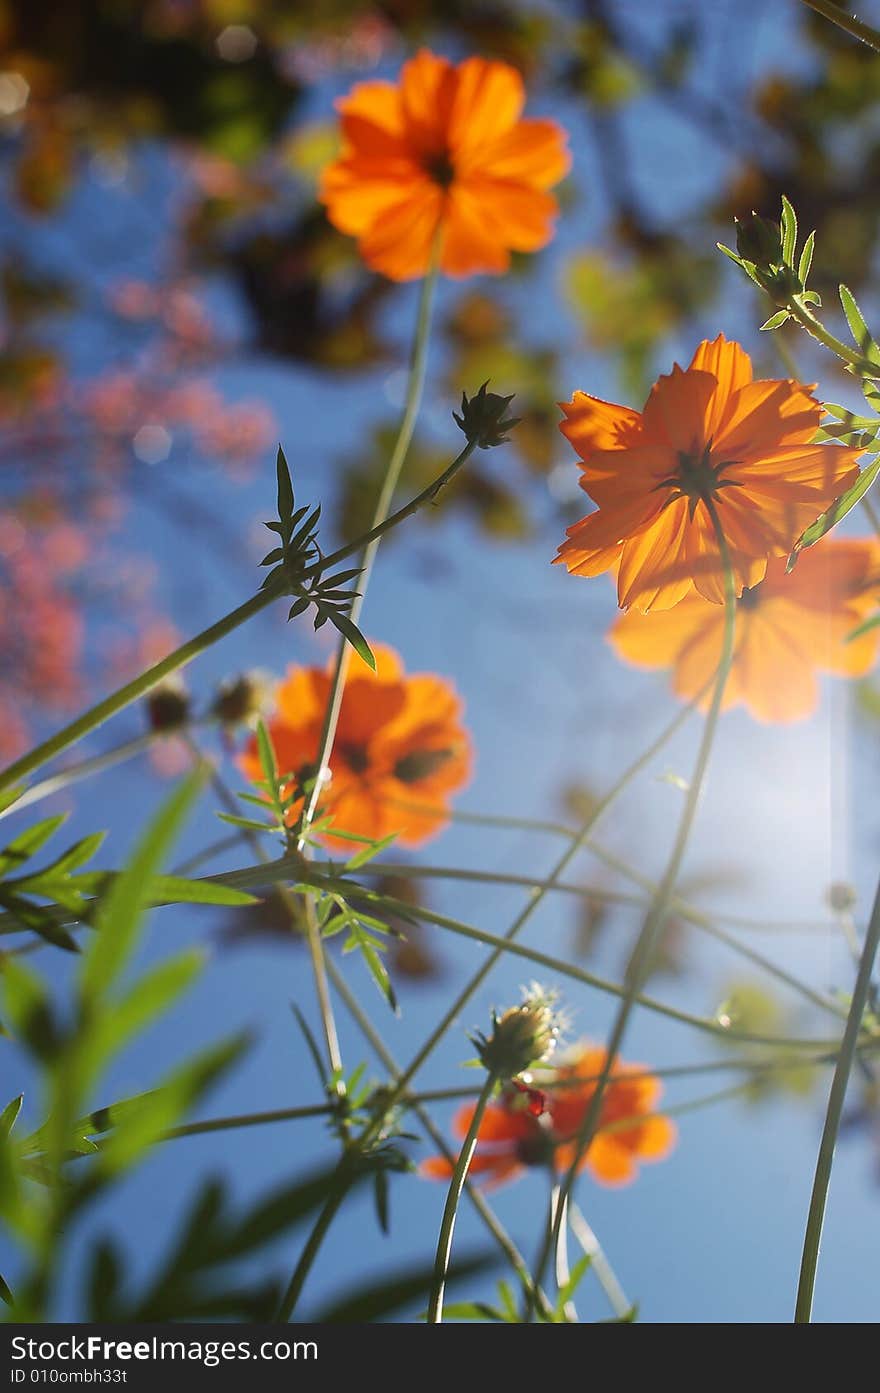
[554,336,862,613]
[421,1044,676,1189]
[238,643,470,848]
[319,49,570,281]
[610,538,880,723]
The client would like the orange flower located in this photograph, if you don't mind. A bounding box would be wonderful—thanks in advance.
[610,538,880,723]
[554,335,863,613]
[421,1044,676,1189]
[238,643,471,848]
[319,49,570,281]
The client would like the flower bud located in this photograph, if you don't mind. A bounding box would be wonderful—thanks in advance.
[145,677,190,733]
[735,212,783,268]
[211,671,271,728]
[454,381,520,449]
[471,985,562,1078]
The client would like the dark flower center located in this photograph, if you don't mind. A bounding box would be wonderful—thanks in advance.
[658,440,741,520]
[423,150,455,187]
[393,747,454,784]
[738,583,762,611]
[338,743,369,774]
[515,1130,558,1168]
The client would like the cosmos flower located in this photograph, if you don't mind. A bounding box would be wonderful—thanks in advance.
[609,537,880,723]
[238,642,470,848]
[421,1043,676,1189]
[554,335,862,613]
[319,49,570,281]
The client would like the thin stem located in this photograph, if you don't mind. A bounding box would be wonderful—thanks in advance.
[794,875,880,1322]
[276,1172,351,1322]
[323,957,554,1319]
[550,1184,578,1322]
[298,260,440,844]
[532,498,738,1309]
[184,732,342,1088]
[568,1204,632,1321]
[330,857,844,1020]
[0,582,284,797]
[427,1070,498,1324]
[787,297,880,378]
[0,380,472,802]
[0,733,157,822]
[389,689,701,1103]
[799,0,880,52]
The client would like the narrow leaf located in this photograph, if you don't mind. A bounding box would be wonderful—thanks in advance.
[787,454,880,568]
[780,194,797,264]
[839,283,880,360]
[325,610,375,669]
[276,445,294,521]
[798,229,815,284]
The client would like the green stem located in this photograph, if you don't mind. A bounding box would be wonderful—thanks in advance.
[320,857,843,1020]
[323,957,554,1319]
[0,388,472,804]
[299,260,440,844]
[794,877,880,1322]
[531,497,738,1309]
[0,583,284,797]
[0,733,157,822]
[800,0,880,51]
[276,1171,351,1322]
[427,1070,498,1324]
[388,688,702,1104]
[787,297,880,377]
[568,1204,631,1321]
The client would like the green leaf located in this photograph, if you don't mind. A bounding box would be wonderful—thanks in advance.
[80,769,207,1002]
[344,832,397,871]
[0,815,67,877]
[780,195,798,265]
[0,1095,23,1140]
[276,445,294,522]
[2,958,58,1060]
[147,875,259,907]
[256,719,278,788]
[839,283,880,360]
[216,811,274,834]
[787,454,880,569]
[759,310,790,332]
[77,950,206,1092]
[325,610,375,669]
[315,1252,497,1323]
[96,1033,249,1175]
[557,1253,592,1309]
[0,1273,13,1308]
[798,229,815,284]
[359,939,398,1015]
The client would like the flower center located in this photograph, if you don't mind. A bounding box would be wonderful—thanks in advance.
[393,747,454,784]
[338,742,369,774]
[422,150,455,188]
[658,441,741,519]
[738,583,762,611]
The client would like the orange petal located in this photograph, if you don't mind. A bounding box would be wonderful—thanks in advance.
[616,497,694,612]
[469,117,571,189]
[447,57,526,154]
[439,184,512,277]
[583,1135,638,1187]
[455,175,560,252]
[335,80,405,143]
[357,183,445,281]
[559,391,642,458]
[641,365,717,452]
[399,49,458,154]
[714,379,820,456]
